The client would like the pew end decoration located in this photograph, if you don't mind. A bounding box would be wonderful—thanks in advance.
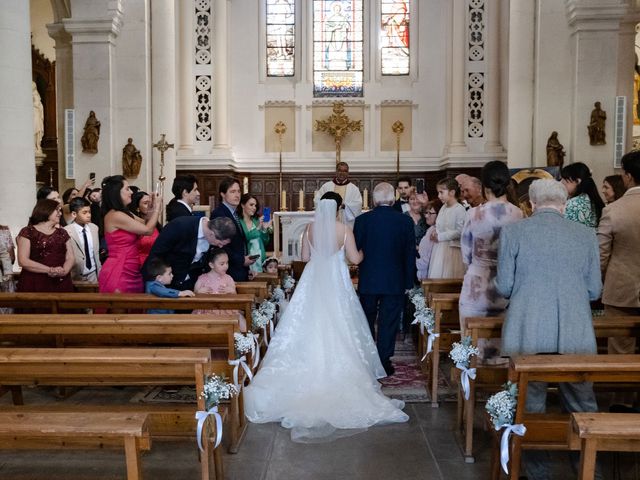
[408,287,437,360]
[251,299,277,346]
[449,336,479,401]
[197,374,239,451]
[231,332,257,385]
[282,274,296,293]
[485,382,526,474]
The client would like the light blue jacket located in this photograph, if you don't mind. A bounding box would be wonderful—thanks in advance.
[496,208,602,355]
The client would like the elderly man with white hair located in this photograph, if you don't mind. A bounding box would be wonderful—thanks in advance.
[354,182,416,376]
[495,178,603,479]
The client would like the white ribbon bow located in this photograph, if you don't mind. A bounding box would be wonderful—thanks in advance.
[195,407,223,452]
[411,317,425,335]
[228,356,253,388]
[499,423,526,474]
[261,326,269,347]
[421,329,440,361]
[250,333,260,369]
[457,364,477,400]
[269,317,275,337]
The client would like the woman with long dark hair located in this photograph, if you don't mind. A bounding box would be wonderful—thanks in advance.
[560,162,605,228]
[237,193,272,273]
[129,190,161,266]
[98,176,160,293]
[601,174,626,204]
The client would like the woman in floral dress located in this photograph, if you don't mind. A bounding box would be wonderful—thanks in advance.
[560,162,605,228]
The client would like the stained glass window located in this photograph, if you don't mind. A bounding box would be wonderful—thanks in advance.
[381,0,410,75]
[313,0,364,97]
[266,0,296,77]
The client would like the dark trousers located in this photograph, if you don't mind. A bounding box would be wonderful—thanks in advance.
[359,293,404,365]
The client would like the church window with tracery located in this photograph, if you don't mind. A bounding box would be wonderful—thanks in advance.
[380,0,410,75]
[266,0,296,76]
[313,0,364,97]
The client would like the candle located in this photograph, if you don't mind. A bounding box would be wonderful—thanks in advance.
[243,177,249,194]
[298,189,304,211]
[281,190,287,211]
[363,188,368,210]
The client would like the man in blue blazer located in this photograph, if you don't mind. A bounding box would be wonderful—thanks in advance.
[210,177,256,281]
[354,182,416,375]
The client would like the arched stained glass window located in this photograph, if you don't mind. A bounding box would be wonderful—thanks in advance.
[381,0,410,75]
[313,0,364,97]
[266,0,296,77]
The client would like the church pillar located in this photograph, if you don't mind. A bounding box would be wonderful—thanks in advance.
[616,14,640,157]
[447,0,468,154]
[213,0,230,153]
[0,0,37,236]
[506,0,535,168]
[484,0,502,153]
[178,0,195,155]
[64,0,123,183]
[150,0,177,210]
[565,0,629,184]
[46,23,74,193]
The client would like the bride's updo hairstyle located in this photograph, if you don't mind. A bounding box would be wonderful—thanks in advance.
[481,160,511,198]
[320,191,343,210]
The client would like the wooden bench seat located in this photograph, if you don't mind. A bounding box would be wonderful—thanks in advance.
[570,413,640,480]
[0,347,224,480]
[0,412,151,480]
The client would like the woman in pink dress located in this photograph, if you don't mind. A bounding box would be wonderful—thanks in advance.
[98,176,161,293]
[129,190,161,266]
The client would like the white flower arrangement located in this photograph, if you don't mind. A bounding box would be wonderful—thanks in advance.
[486,382,518,430]
[449,336,480,369]
[271,286,285,303]
[201,374,239,411]
[234,332,254,356]
[413,305,435,332]
[258,299,276,317]
[251,309,269,330]
[282,274,295,290]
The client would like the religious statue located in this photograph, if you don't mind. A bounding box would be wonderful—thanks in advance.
[81,111,101,154]
[546,131,566,169]
[587,101,606,146]
[122,138,142,178]
[32,81,44,155]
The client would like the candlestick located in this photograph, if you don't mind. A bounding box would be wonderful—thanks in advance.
[243,176,249,194]
[298,190,304,211]
[281,190,287,211]
[363,188,369,210]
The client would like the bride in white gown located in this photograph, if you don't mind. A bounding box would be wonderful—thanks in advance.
[244,195,409,443]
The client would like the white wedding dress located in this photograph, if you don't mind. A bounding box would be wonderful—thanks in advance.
[244,200,408,443]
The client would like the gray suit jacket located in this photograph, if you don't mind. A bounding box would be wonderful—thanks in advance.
[597,187,640,308]
[64,222,101,280]
[495,208,601,356]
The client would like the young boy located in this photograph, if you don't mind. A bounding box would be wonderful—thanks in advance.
[64,197,101,282]
[145,257,194,314]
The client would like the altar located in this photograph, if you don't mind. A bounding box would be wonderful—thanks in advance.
[273,211,314,264]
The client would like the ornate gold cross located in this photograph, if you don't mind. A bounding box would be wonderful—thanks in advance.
[153,133,174,183]
[315,102,362,164]
[392,120,405,177]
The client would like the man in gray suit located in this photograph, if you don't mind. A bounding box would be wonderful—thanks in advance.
[598,150,640,355]
[64,197,101,282]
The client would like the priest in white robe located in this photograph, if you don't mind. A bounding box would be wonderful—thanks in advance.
[315,162,362,228]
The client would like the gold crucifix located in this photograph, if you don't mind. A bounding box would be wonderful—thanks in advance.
[315,102,363,165]
[274,121,287,208]
[392,120,405,178]
[152,134,174,223]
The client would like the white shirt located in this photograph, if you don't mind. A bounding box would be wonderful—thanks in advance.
[192,217,210,263]
[72,222,96,275]
[178,199,193,213]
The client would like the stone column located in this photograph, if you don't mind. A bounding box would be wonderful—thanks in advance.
[506,0,535,168]
[616,15,640,156]
[47,22,74,192]
[484,0,503,152]
[0,0,37,236]
[178,0,195,155]
[447,0,468,154]
[566,0,628,184]
[151,0,177,213]
[64,0,123,184]
[213,0,230,152]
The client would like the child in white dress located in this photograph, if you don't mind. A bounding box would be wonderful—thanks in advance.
[427,178,466,278]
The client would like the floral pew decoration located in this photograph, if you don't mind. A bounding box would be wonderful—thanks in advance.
[449,336,479,401]
[270,286,288,324]
[231,332,258,386]
[408,287,437,361]
[486,381,526,474]
[282,274,296,298]
[252,299,277,347]
[196,374,239,451]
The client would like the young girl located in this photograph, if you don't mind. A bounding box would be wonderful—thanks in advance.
[193,248,247,331]
[427,178,466,278]
[262,257,279,274]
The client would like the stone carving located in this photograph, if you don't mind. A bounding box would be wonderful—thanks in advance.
[81,111,101,154]
[32,81,44,155]
[546,131,566,169]
[122,138,142,178]
[587,101,606,146]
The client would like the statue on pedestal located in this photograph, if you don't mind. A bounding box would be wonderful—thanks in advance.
[587,101,606,146]
[32,81,44,156]
[546,131,565,169]
[122,138,142,178]
[81,111,101,154]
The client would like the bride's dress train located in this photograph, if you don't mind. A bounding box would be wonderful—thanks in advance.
[244,200,408,443]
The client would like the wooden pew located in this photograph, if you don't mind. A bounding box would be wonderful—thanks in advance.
[497,354,640,480]
[0,292,255,321]
[0,347,224,480]
[423,292,461,407]
[236,281,268,301]
[0,314,251,454]
[416,279,462,360]
[569,413,640,480]
[0,412,151,480]
[252,272,279,288]
[462,316,640,463]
